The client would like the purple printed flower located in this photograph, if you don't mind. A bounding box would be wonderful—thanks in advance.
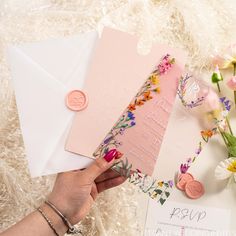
[168,180,174,188]
[180,163,190,174]
[219,97,226,103]
[104,135,113,144]
[219,97,232,112]
[119,128,125,135]
[186,158,192,164]
[131,121,136,126]
[127,111,135,120]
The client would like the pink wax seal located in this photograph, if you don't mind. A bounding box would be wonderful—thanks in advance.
[66,90,88,111]
[185,180,205,199]
[176,173,194,191]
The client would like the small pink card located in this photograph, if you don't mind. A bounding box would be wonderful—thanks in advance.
[66,27,186,176]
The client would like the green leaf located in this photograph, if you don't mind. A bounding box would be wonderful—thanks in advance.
[228,146,236,157]
[224,132,236,146]
[159,198,166,205]
[165,191,170,198]
[155,189,163,195]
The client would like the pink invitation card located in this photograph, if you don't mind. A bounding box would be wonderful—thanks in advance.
[66,27,186,176]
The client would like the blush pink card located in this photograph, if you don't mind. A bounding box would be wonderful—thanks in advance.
[66,27,186,175]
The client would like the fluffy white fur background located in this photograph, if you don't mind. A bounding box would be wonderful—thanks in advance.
[1,0,236,235]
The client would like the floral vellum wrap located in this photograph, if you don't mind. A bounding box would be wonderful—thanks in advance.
[177,73,209,110]
[179,128,217,175]
[94,54,180,205]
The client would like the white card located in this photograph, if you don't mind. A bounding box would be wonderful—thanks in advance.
[145,200,231,235]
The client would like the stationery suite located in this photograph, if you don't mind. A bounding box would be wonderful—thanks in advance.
[8,27,234,234]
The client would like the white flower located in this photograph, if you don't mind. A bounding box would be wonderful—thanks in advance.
[221,110,229,118]
[215,158,236,182]
[217,118,227,130]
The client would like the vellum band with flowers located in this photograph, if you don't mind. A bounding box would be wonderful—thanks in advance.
[178,45,236,193]
[94,54,175,205]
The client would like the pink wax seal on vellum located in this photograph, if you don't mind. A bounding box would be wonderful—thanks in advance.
[185,180,205,199]
[66,90,88,111]
[176,173,194,191]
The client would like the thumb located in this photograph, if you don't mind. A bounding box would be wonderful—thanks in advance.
[85,149,119,181]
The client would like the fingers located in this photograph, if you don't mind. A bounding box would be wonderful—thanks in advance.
[96,176,126,193]
[95,169,120,183]
[84,149,119,181]
[90,183,98,200]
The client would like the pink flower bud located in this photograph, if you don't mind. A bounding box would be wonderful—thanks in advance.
[227,76,236,91]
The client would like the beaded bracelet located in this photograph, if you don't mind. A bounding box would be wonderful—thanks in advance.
[37,207,59,236]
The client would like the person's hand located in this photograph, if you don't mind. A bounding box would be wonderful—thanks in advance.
[47,149,126,225]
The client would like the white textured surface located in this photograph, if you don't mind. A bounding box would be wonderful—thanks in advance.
[1,0,236,235]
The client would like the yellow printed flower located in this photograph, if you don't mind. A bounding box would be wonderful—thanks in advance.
[157,181,163,187]
[150,74,159,85]
[153,87,160,93]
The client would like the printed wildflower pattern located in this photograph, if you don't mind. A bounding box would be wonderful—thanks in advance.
[128,54,174,112]
[180,128,217,174]
[177,74,205,108]
[94,54,175,205]
[129,171,173,205]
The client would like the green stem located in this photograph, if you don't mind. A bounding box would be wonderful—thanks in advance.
[233,63,236,108]
[216,82,221,93]
[226,117,233,135]
[234,91,236,107]
[218,127,228,147]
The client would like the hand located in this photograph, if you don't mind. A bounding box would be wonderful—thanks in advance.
[47,150,126,225]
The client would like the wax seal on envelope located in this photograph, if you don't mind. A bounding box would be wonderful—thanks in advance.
[66,90,88,111]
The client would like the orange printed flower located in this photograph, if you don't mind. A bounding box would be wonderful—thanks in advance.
[201,130,214,142]
[201,130,213,138]
[128,104,136,111]
[136,99,145,106]
[158,181,164,187]
[143,91,153,100]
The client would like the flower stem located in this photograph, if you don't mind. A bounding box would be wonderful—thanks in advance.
[226,117,233,135]
[218,127,228,147]
[216,82,221,92]
[233,63,236,108]
[234,91,236,108]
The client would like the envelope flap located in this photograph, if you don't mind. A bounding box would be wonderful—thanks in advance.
[8,46,72,176]
[17,31,98,84]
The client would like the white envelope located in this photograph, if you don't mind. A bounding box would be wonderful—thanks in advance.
[7,31,98,177]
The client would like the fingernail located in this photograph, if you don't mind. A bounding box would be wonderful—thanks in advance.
[115,151,123,159]
[104,149,118,162]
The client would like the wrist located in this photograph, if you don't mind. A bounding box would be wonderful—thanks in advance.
[47,195,78,225]
[40,203,68,235]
